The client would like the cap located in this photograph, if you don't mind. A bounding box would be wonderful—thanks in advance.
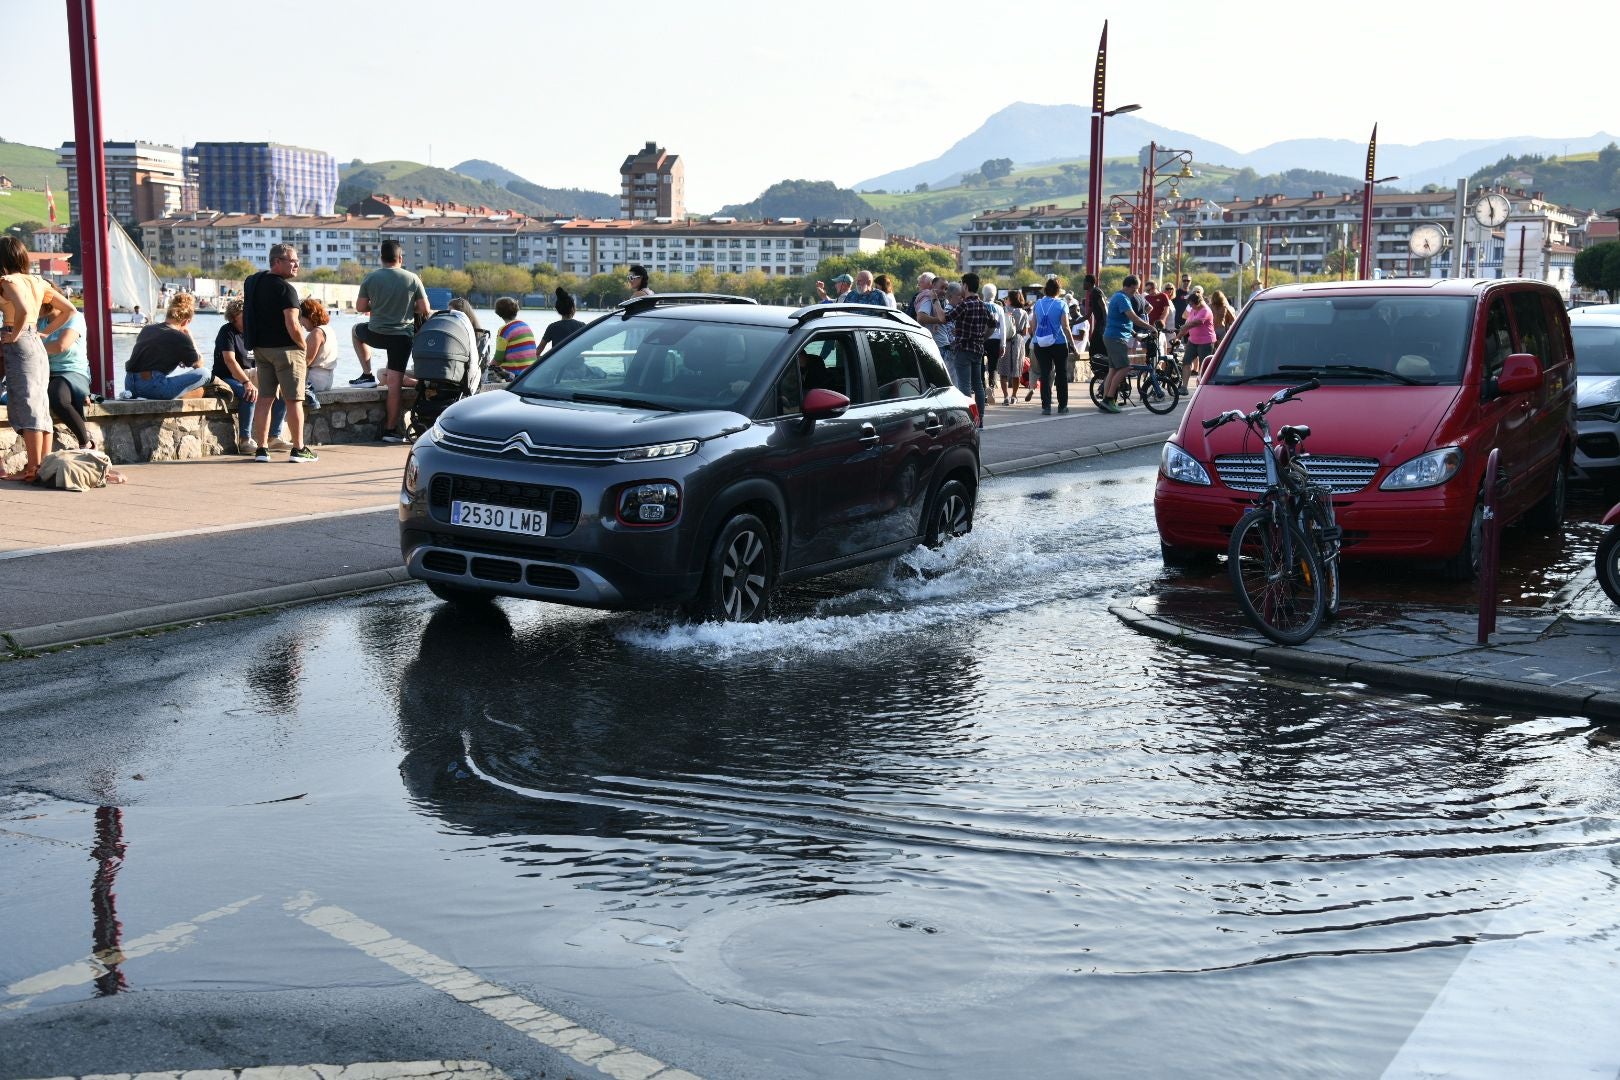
[833,273,854,284]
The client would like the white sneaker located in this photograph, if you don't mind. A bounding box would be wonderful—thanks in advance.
[267,436,294,451]
[236,436,257,455]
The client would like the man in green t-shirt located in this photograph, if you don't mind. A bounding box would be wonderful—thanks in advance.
[353,239,430,441]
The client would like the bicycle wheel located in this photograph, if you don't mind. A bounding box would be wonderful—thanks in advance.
[1137,367,1180,414]
[1299,497,1341,620]
[1089,372,1106,407]
[1227,507,1326,645]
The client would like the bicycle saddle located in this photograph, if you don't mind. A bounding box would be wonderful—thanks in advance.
[1279,424,1311,444]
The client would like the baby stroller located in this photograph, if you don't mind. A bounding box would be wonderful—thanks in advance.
[408,310,492,438]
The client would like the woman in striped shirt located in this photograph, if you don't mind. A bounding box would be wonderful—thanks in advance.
[493,297,538,378]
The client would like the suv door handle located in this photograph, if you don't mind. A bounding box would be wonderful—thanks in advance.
[859,422,879,444]
[921,411,943,434]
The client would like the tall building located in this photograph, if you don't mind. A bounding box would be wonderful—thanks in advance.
[193,142,338,216]
[619,141,684,221]
[56,141,196,229]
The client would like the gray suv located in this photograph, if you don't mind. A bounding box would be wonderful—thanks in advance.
[399,295,981,621]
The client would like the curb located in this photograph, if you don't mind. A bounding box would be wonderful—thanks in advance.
[1109,601,1620,723]
[3,567,416,655]
[982,430,1170,478]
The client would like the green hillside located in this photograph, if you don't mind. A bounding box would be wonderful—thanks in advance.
[337,159,554,216]
[1467,145,1620,211]
[0,189,69,234]
[0,139,68,192]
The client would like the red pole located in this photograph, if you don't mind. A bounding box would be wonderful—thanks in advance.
[1359,125,1378,281]
[66,0,114,397]
[1477,447,1502,644]
[1085,22,1108,281]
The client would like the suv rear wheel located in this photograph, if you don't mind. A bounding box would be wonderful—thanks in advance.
[691,513,775,622]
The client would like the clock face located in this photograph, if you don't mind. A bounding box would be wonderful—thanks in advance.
[1408,223,1446,257]
[1474,193,1510,228]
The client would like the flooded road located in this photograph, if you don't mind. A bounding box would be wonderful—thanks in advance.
[3,446,1619,1080]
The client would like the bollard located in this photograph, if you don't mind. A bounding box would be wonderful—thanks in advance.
[1477,447,1502,644]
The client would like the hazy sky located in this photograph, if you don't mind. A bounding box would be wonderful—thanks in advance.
[9,0,1614,211]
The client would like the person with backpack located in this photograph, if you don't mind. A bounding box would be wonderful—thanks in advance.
[1030,276,1079,415]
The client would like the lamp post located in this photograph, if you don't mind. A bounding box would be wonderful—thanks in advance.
[1359,124,1399,280]
[1139,142,1194,280]
[1085,20,1139,281]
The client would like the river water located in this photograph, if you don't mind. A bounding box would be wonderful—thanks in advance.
[2,448,1617,1078]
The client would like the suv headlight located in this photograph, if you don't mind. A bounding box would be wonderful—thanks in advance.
[403,452,420,496]
[1380,447,1463,490]
[618,440,698,463]
[418,419,444,446]
[1160,442,1211,485]
[617,482,682,526]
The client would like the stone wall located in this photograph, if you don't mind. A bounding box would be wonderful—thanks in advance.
[0,388,415,471]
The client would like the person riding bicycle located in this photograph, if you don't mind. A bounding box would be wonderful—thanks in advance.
[1100,276,1156,413]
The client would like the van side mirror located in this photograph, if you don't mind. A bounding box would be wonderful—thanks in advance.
[801,388,850,423]
[1493,353,1544,396]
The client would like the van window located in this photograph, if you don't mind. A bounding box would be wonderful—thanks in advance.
[1509,291,1553,365]
[1210,295,1474,385]
[1483,298,1511,383]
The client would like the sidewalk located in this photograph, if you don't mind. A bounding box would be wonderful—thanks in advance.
[0,403,1177,653]
[1112,574,1620,722]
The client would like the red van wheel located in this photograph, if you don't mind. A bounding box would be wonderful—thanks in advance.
[1439,501,1484,582]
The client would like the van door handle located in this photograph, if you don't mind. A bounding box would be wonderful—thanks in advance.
[859,423,879,444]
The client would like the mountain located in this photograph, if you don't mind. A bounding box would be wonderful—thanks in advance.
[718,180,876,222]
[1463,145,1620,214]
[452,158,618,218]
[339,159,551,215]
[1238,133,1620,190]
[855,102,1242,193]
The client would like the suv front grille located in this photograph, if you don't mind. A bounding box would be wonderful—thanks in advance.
[437,428,624,465]
[430,474,582,534]
[1214,454,1379,494]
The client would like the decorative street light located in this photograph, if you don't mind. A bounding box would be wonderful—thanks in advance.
[1137,143,1194,279]
[1085,20,1140,281]
[1359,123,1399,280]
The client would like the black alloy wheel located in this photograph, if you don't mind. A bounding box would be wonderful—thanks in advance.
[693,513,775,623]
[925,479,974,549]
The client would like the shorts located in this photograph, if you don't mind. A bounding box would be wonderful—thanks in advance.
[1104,337,1131,371]
[253,345,308,402]
[354,324,414,372]
[1185,342,1215,363]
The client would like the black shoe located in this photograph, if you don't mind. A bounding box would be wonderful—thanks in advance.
[253,447,270,463]
[381,432,406,445]
[289,446,319,463]
[1041,407,1052,415]
[1057,406,1069,414]
[349,374,377,388]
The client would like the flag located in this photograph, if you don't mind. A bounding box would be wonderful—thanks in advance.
[46,181,57,224]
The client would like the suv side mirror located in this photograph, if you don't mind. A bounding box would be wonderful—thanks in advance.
[1494,353,1544,396]
[802,388,850,422]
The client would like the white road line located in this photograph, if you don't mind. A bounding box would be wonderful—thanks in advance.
[285,893,700,1080]
[0,506,396,562]
[3,895,259,1006]
[15,1060,511,1079]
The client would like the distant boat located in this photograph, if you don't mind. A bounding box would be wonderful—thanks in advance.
[106,219,160,334]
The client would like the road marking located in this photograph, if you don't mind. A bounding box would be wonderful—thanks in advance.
[14,1060,512,1079]
[3,895,259,1007]
[285,893,700,1080]
[0,506,396,562]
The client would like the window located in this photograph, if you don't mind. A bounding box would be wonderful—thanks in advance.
[1509,290,1552,364]
[1483,297,1512,383]
[797,332,857,400]
[865,329,924,400]
[768,353,804,417]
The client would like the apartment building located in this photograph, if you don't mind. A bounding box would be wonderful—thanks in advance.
[57,141,197,228]
[193,142,339,216]
[619,141,684,221]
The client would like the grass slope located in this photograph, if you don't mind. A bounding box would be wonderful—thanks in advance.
[0,140,68,192]
[337,159,552,216]
[0,189,69,233]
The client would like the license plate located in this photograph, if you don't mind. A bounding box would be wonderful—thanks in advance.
[451,500,547,536]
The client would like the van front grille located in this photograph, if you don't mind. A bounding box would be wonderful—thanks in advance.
[1214,454,1379,494]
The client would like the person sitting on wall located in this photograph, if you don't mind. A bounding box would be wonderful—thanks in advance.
[124,293,211,401]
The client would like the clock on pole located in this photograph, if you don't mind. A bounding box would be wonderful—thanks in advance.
[1473,193,1510,229]
[1408,223,1448,258]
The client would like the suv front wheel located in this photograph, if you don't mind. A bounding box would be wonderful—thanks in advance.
[925,479,974,549]
[690,513,775,622]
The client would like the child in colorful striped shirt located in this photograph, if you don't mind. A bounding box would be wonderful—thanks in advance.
[493,297,538,378]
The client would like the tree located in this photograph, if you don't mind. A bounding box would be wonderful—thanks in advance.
[337,260,365,285]
[1575,241,1620,301]
[9,219,47,245]
[913,182,929,193]
[981,158,1014,181]
[218,258,256,281]
[1321,248,1357,277]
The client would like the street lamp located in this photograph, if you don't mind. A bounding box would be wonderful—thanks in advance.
[1137,142,1194,279]
[1085,20,1141,280]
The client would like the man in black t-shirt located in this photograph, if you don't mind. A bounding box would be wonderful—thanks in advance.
[242,244,315,462]
[1083,275,1108,359]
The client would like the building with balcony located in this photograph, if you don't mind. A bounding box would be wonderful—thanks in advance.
[619,141,684,221]
[57,141,196,229]
[193,142,338,216]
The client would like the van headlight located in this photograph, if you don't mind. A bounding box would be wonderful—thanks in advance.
[1380,447,1463,490]
[1160,442,1211,485]
[618,440,698,462]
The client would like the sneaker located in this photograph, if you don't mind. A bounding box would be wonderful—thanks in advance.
[349,373,377,388]
[267,436,294,451]
[1041,407,1052,416]
[304,391,322,411]
[253,447,270,463]
[1057,406,1070,415]
[381,432,407,445]
[1099,400,1122,414]
[236,436,257,455]
[288,446,319,463]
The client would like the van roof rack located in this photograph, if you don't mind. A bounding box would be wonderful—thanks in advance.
[789,303,922,329]
[614,293,758,317]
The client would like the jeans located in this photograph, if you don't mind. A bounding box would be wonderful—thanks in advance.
[947,348,986,419]
[223,375,285,438]
[1033,343,1069,410]
[125,367,210,401]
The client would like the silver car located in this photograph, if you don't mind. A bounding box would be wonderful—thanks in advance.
[1572,310,1620,483]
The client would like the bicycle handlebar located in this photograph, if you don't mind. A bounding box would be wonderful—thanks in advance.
[1200,380,1320,432]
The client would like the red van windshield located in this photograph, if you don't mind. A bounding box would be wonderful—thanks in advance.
[1210,295,1474,386]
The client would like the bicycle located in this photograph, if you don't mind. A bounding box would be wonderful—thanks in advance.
[1088,333,1181,415]
[1202,379,1342,645]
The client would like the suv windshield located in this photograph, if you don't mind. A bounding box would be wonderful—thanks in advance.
[1573,323,1620,376]
[1212,295,1475,386]
[511,315,785,411]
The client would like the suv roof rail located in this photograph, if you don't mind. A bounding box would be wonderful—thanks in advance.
[613,293,758,316]
[789,303,922,329]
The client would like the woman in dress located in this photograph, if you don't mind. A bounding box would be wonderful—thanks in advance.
[1175,285,1217,388]
[996,290,1030,406]
[1,236,74,482]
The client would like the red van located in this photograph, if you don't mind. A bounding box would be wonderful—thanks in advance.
[1155,279,1574,579]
